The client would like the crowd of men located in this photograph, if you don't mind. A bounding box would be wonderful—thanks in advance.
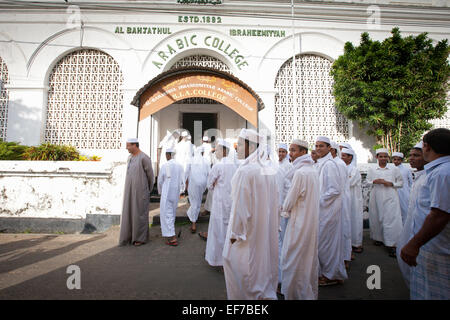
[118,127,449,300]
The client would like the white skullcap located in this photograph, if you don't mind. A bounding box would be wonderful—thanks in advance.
[239,128,261,144]
[217,138,231,149]
[277,143,288,151]
[330,141,339,150]
[127,138,139,143]
[316,136,331,145]
[339,142,352,149]
[181,131,188,137]
[392,152,404,158]
[376,148,389,155]
[341,148,355,156]
[166,148,175,153]
[413,141,423,149]
[202,136,208,142]
[187,135,192,140]
[291,139,309,149]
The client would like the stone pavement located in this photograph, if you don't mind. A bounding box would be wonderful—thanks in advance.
[0,203,409,300]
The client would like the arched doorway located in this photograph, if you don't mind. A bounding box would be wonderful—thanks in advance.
[131,66,264,173]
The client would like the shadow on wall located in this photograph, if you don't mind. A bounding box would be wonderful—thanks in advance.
[6,99,42,146]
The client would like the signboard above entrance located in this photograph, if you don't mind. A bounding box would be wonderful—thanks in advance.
[139,71,259,127]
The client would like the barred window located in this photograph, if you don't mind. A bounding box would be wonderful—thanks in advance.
[274,54,349,146]
[45,49,124,149]
[0,56,9,141]
[170,54,230,104]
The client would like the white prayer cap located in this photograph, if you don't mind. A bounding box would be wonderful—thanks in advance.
[341,148,355,156]
[316,136,331,145]
[291,139,309,150]
[277,143,288,151]
[376,148,389,155]
[339,142,352,149]
[166,148,175,153]
[238,128,261,144]
[413,141,423,149]
[392,152,404,158]
[330,140,339,150]
[187,135,192,140]
[217,138,231,149]
[202,136,209,142]
[181,131,188,137]
[127,137,139,143]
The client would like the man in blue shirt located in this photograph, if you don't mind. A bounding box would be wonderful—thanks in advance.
[400,128,450,300]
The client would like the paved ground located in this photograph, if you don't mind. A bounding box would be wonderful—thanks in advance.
[0,203,409,300]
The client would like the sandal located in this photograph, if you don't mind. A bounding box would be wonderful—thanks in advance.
[166,239,178,246]
[352,246,363,253]
[133,241,145,246]
[198,232,207,241]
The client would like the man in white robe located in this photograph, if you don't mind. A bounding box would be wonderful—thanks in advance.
[276,143,294,284]
[223,129,280,300]
[200,136,213,166]
[392,152,414,225]
[280,139,320,300]
[315,136,348,286]
[186,146,210,233]
[367,148,403,257]
[330,141,352,268]
[159,130,179,170]
[175,131,193,173]
[203,139,238,267]
[396,142,428,289]
[341,148,364,253]
[158,148,185,246]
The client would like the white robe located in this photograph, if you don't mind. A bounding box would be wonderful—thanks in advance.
[367,164,403,247]
[396,164,413,225]
[280,154,320,300]
[276,157,294,283]
[223,150,280,300]
[159,133,177,170]
[316,153,348,281]
[175,139,194,173]
[186,152,210,223]
[347,164,364,247]
[334,156,352,262]
[205,156,238,266]
[157,159,185,237]
[396,170,427,289]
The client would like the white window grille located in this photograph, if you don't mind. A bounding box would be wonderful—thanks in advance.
[0,56,9,141]
[274,54,349,146]
[170,55,230,104]
[430,91,450,129]
[45,49,124,149]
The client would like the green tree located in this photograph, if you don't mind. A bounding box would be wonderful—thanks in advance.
[331,28,449,155]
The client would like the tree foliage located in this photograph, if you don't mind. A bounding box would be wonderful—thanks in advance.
[331,28,449,154]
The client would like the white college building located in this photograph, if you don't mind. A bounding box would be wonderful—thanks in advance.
[0,0,449,230]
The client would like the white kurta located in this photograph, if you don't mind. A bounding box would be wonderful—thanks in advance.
[175,139,194,172]
[280,155,320,300]
[347,164,364,247]
[276,157,294,283]
[396,169,427,289]
[334,156,352,262]
[396,164,413,225]
[186,153,210,223]
[223,152,280,300]
[316,153,348,281]
[157,159,185,237]
[205,156,238,266]
[367,164,403,247]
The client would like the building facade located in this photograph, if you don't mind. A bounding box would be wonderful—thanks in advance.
[1,0,449,173]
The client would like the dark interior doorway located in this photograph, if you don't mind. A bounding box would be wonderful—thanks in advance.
[182,113,217,146]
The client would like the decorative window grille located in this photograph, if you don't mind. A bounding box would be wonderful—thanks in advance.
[429,92,450,129]
[170,55,230,104]
[0,56,9,141]
[274,54,349,146]
[45,49,124,149]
